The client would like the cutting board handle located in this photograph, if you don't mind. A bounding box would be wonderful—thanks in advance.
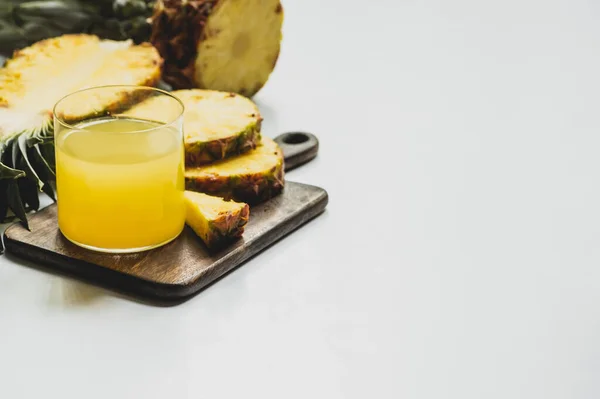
[274,132,319,172]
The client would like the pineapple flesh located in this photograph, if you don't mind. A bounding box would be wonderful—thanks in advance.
[0,34,162,125]
[185,190,250,248]
[125,89,262,166]
[0,34,163,225]
[151,0,284,97]
[185,136,284,204]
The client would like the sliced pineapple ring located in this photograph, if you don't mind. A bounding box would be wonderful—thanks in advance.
[151,0,284,97]
[125,89,262,166]
[185,136,284,204]
[185,190,250,248]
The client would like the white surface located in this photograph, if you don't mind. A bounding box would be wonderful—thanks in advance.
[2,0,600,397]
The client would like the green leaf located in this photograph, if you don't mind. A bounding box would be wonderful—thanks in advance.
[14,154,36,210]
[0,26,28,57]
[6,179,29,230]
[0,180,9,221]
[0,141,10,164]
[17,132,42,189]
[18,176,39,211]
[33,144,55,176]
[11,136,19,167]
[41,179,56,201]
[0,161,25,179]
[29,145,56,201]
[39,142,55,172]
[14,1,97,32]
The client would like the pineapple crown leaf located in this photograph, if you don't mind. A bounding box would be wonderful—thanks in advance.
[34,144,56,178]
[17,133,43,190]
[1,111,54,191]
[0,109,55,223]
[0,161,26,180]
[5,179,29,230]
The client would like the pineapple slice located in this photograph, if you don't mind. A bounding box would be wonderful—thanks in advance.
[185,136,284,204]
[150,0,284,97]
[0,34,162,225]
[185,190,250,248]
[125,89,262,166]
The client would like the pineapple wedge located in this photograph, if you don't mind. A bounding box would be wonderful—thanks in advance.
[185,137,284,204]
[125,89,262,166]
[185,190,250,248]
[150,0,284,97]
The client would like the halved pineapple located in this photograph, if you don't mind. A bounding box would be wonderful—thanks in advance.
[185,136,284,204]
[125,89,262,166]
[150,0,284,97]
[185,190,250,248]
[0,34,162,125]
[0,34,162,226]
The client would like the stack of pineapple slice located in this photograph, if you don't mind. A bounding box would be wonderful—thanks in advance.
[126,89,285,249]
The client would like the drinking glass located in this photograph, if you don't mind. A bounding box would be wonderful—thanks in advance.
[53,85,185,253]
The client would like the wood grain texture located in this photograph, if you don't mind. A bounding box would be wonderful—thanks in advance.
[3,182,328,301]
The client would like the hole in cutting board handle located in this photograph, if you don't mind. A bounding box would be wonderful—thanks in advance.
[282,132,310,144]
[274,131,319,172]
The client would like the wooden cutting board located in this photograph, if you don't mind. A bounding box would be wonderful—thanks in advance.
[2,132,327,302]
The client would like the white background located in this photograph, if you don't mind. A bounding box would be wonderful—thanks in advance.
[2,0,600,398]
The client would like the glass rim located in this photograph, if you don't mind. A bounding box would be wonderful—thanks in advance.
[52,84,185,133]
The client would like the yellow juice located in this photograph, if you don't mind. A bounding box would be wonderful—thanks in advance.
[55,117,185,252]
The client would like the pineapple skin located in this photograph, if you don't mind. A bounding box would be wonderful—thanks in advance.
[150,0,218,90]
[57,84,162,125]
[184,191,250,248]
[185,138,285,204]
[186,165,284,205]
[150,0,283,97]
[185,122,261,166]
[205,204,250,248]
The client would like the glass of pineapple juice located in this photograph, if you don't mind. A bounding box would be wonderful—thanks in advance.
[53,85,185,253]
